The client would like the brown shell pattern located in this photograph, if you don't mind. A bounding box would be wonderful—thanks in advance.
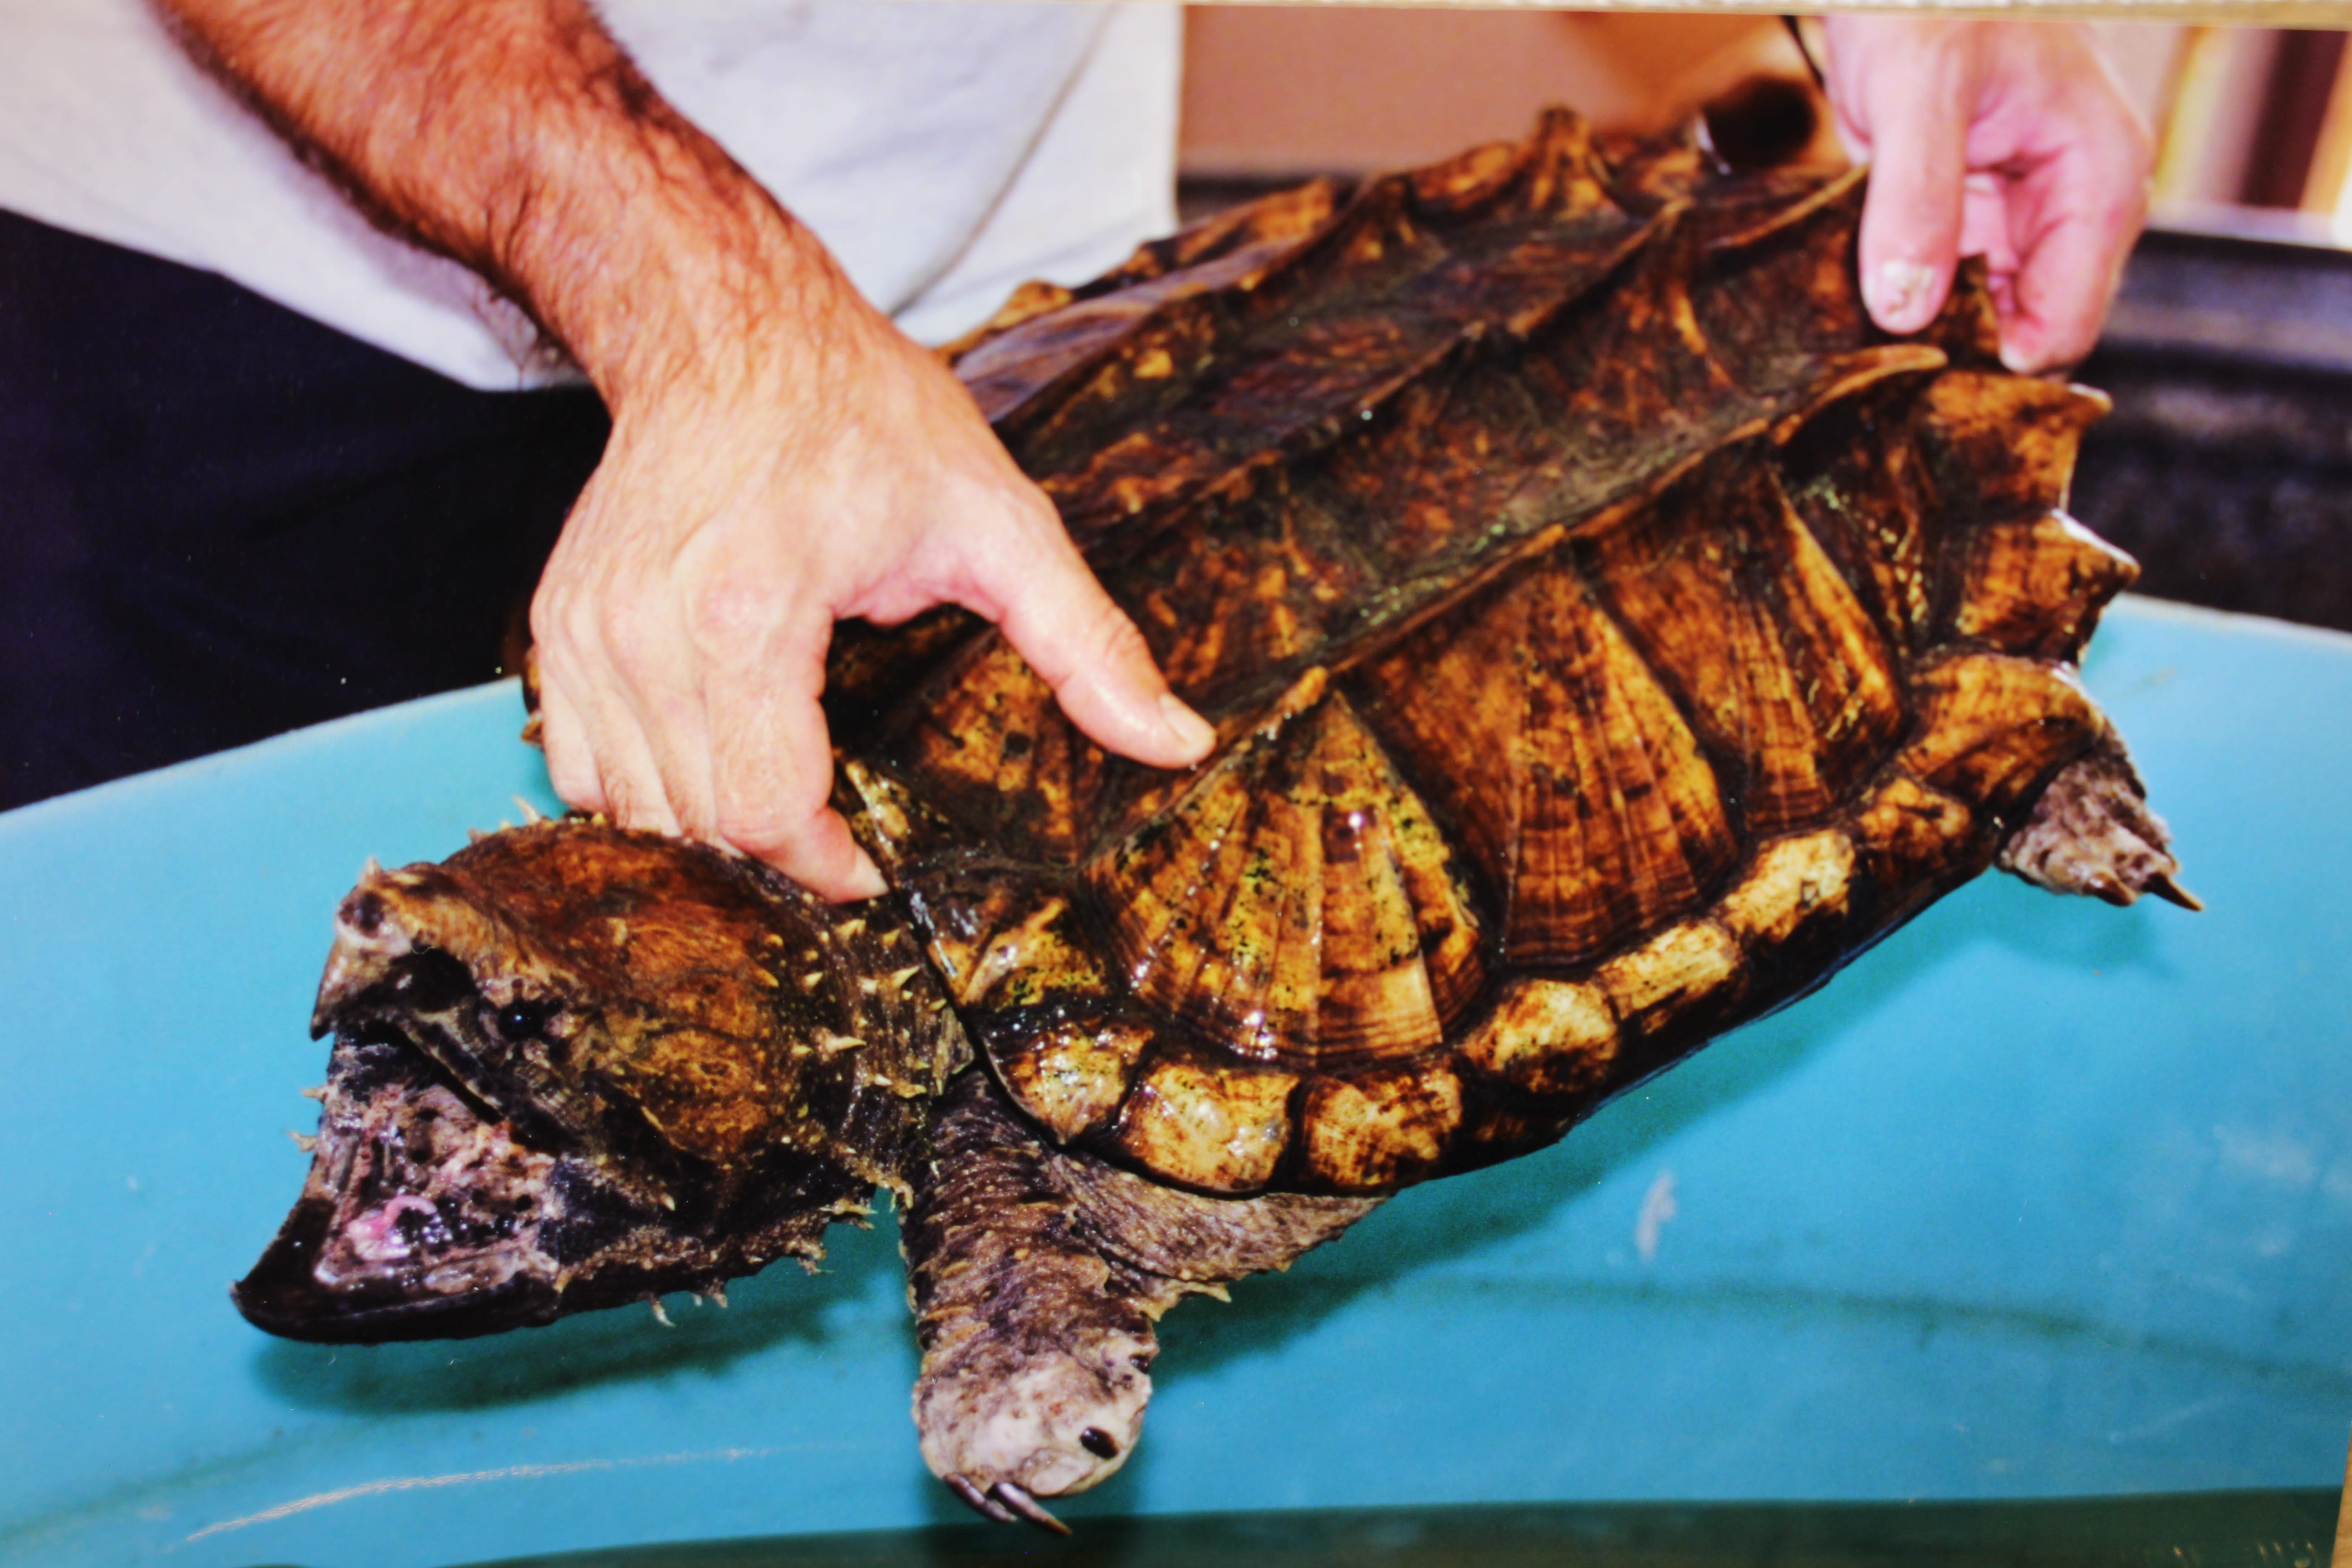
[831,111,2135,1196]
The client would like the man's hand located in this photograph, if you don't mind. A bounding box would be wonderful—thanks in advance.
[1820,19,2153,373]
[534,285,1216,901]
[164,0,1213,901]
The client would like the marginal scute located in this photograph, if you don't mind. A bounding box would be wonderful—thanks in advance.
[1110,1054,1298,1195]
[992,1017,1154,1144]
[1917,372,2111,523]
[1716,830,1856,949]
[1298,1068,1465,1192]
[1898,654,2102,820]
[1454,978,1619,1099]
[1947,510,2140,662]
[1848,770,1989,901]
[1594,920,1745,1045]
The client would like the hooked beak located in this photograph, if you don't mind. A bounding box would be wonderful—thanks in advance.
[233,1192,561,1343]
[232,1031,571,1343]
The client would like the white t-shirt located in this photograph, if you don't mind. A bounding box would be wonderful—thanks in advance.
[0,0,1180,389]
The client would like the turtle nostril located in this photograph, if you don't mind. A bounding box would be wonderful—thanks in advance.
[1078,1427,1119,1460]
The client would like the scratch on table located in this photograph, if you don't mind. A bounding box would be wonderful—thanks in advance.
[1634,1169,1678,1263]
[177,1446,790,1546]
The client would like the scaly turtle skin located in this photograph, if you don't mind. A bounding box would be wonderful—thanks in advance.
[236,112,2191,1530]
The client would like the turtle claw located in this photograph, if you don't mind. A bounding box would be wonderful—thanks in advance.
[946,1476,1019,1526]
[1999,735,2197,913]
[993,1481,1071,1536]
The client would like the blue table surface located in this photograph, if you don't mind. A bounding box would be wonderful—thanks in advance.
[1,596,2347,1568]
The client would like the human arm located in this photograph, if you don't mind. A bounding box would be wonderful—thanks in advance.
[159,0,1215,900]
[1819,18,2154,372]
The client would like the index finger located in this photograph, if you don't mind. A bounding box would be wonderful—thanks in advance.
[1850,44,1975,336]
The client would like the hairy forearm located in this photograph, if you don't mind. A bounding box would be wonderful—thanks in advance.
[160,0,853,402]
[163,0,1212,897]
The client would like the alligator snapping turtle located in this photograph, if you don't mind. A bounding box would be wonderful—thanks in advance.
[235,111,2193,1528]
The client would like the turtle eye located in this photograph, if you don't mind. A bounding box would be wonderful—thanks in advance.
[495,1000,549,1042]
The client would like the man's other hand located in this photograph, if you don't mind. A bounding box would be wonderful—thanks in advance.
[1821,18,2154,373]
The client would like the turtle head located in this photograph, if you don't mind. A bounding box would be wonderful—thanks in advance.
[235,820,961,1343]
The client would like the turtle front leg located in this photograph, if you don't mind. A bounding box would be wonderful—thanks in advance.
[902,1073,1375,1530]
[1999,728,2200,910]
[900,1076,1158,1530]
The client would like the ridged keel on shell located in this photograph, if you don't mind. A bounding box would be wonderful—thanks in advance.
[834,110,2154,1199]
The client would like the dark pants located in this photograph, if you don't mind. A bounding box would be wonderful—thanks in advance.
[0,209,609,812]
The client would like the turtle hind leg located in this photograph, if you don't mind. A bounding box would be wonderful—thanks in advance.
[904,1073,1376,1529]
[1998,729,2201,911]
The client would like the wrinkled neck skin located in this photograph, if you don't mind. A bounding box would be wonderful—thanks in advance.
[235,822,965,1344]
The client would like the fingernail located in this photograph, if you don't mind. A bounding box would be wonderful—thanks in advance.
[1159,692,1216,760]
[1998,339,2038,375]
[840,852,888,902]
[1866,260,1939,331]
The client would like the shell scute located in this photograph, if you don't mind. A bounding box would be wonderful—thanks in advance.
[1358,551,1737,970]
[1110,1054,1298,1196]
[1777,382,1940,656]
[1716,829,1856,950]
[867,637,1106,867]
[1298,1067,1465,1192]
[1847,771,1992,910]
[1578,448,1903,837]
[1454,978,1619,1100]
[1917,372,2110,524]
[1692,169,1872,367]
[897,867,1107,1017]
[1593,919,1748,1054]
[991,1014,1155,1145]
[1897,655,2102,822]
[1124,467,1367,713]
[997,116,1651,552]
[1086,686,1484,1070]
[1946,510,2139,663]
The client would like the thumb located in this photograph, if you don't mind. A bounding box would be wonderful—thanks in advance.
[1847,35,1977,335]
[980,512,1215,772]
